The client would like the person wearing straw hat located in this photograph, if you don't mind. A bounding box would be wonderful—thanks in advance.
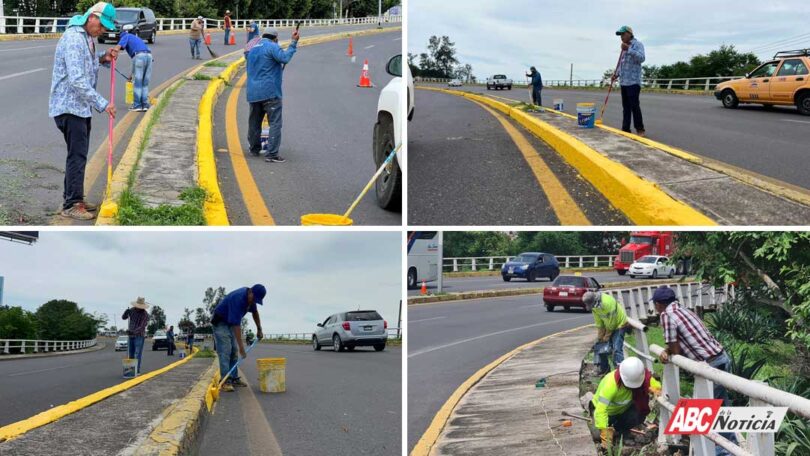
[49,2,118,220]
[583,291,630,375]
[245,26,300,163]
[223,10,232,45]
[614,25,646,137]
[122,297,150,375]
[211,284,266,392]
[189,16,204,60]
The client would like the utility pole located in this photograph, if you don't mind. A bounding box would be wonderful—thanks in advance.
[0,0,5,34]
[437,231,444,293]
[397,299,402,339]
[570,63,573,86]
[377,0,382,28]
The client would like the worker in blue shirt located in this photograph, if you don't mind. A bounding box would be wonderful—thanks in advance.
[115,31,152,111]
[246,27,299,163]
[246,20,259,42]
[614,26,646,136]
[527,66,543,106]
[211,284,266,391]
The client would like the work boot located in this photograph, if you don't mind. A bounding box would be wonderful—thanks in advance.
[221,383,235,392]
[60,202,95,220]
[231,378,248,387]
[265,155,286,163]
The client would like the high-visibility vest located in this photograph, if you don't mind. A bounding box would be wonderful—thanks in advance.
[592,293,628,331]
[591,369,661,429]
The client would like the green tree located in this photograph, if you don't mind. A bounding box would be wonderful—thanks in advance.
[194,306,211,332]
[0,306,38,341]
[147,305,167,336]
[35,300,101,340]
[175,0,217,19]
[203,286,226,314]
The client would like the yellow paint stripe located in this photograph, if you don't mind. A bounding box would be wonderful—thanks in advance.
[410,325,594,456]
[225,73,276,225]
[467,99,590,225]
[0,347,200,442]
[198,77,231,226]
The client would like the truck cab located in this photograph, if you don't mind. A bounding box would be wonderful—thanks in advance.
[613,231,674,275]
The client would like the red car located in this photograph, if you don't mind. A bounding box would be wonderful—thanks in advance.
[542,275,603,312]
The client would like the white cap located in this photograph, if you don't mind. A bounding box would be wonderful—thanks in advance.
[619,357,645,389]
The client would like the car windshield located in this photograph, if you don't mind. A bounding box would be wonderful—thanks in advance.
[629,235,652,244]
[345,311,382,321]
[154,331,166,337]
[116,9,139,22]
[512,254,538,263]
[637,256,658,263]
[494,75,506,79]
[117,336,127,342]
[553,276,586,287]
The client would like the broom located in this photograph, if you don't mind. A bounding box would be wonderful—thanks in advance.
[595,50,625,126]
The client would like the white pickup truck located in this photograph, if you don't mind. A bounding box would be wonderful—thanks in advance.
[486,74,512,90]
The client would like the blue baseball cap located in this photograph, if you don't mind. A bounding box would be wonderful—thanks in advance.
[251,284,266,305]
[652,286,676,304]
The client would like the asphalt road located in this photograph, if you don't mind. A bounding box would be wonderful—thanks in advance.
[443,83,810,189]
[214,28,401,225]
[406,269,654,295]
[407,89,628,225]
[0,337,176,427]
[199,343,401,456]
[0,24,393,225]
[407,295,594,451]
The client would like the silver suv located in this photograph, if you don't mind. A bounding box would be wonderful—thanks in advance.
[313,310,387,352]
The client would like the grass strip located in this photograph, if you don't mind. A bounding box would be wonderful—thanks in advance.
[203,61,229,68]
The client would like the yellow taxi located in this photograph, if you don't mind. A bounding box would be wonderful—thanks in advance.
[715,49,810,115]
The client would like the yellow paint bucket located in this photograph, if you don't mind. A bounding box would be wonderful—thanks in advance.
[300,214,353,226]
[256,358,286,393]
[122,358,137,378]
[125,80,134,106]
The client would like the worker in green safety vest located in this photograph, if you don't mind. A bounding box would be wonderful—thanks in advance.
[590,357,661,451]
[584,291,631,374]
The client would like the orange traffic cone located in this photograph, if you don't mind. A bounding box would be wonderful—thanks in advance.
[204,32,212,46]
[357,59,373,88]
[420,280,427,295]
[346,37,354,57]
[229,33,235,45]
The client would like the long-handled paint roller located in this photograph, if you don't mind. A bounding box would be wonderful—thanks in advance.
[99,58,119,218]
[595,50,625,126]
[205,338,258,412]
[300,143,402,226]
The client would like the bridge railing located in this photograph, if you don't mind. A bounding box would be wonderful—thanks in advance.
[0,338,97,355]
[603,282,734,323]
[0,15,401,35]
[444,255,615,272]
[417,76,744,93]
[263,328,402,341]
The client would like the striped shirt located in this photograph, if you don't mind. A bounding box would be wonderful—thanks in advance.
[122,308,149,337]
[660,301,723,361]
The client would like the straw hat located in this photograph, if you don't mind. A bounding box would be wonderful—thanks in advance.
[131,297,150,310]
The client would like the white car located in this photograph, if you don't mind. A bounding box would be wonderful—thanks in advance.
[114,336,128,351]
[628,255,675,279]
[374,54,408,211]
[448,78,463,87]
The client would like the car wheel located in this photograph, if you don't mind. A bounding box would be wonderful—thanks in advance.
[98,36,105,44]
[668,269,674,278]
[502,275,511,282]
[373,114,401,211]
[148,30,156,44]
[563,306,570,312]
[546,304,554,312]
[652,270,658,279]
[487,85,491,90]
[527,271,536,282]
[629,275,635,278]
[407,267,417,289]
[374,344,386,351]
[313,336,321,351]
[332,334,344,352]
[797,92,810,116]
[722,89,739,109]
[507,85,512,90]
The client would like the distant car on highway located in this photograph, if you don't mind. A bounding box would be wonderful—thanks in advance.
[715,49,810,115]
[151,330,169,351]
[373,54,406,211]
[115,336,128,351]
[487,74,513,90]
[501,252,560,282]
[543,275,604,312]
[628,255,675,279]
[448,79,463,87]
[313,310,388,352]
[98,7,157,44]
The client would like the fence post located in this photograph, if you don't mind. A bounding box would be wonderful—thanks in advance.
[704,78,711,92]
[452,258,458,272]
[609,256,613,267]
[17,17,22,33]
[21,340,26,353]
[667,80,673,90]
[593,256,598,267]
[692,377,716,456]
[489,258,494,270]
[471,258,476,271]
[658,362,681,445]
[579,257,583,268]
[634,327,652,371]
[3,340,8,354]
[685,79,691,90]
[749,381,775,456]
[33,340,38,353]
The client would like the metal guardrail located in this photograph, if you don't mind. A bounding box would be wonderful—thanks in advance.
[416,75,745,92]
[1,338,97,354]
[444,255,615,272]
[263,328,402,341]
[0,14,401,35]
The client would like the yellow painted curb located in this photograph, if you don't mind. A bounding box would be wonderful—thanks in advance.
[420,87,717,226]
[132,359,218,455]
[410,325,594,456]
[0,347,200,442]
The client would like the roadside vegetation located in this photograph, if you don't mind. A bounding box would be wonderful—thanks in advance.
[0,300,106,353]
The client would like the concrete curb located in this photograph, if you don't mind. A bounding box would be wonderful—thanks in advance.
[0,341,106,361]
[407,277,693,305]
[131,359,218,455]
[444,267,613,278]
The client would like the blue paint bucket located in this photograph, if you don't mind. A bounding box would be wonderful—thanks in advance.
[123,358,137,379]
[260,127,270,152]
[553,98,564,111]
[576,103,596,128]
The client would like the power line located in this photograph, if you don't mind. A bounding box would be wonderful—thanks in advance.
[746,32,810,53]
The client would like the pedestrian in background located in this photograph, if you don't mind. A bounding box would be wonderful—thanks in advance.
[186,325,195,351]
[189,16,204,60]
[114,30,152,111]
[223,10,232,45]
[122,297,149,375]
[211,284,266,392]
[246,20,259,42]
[166,325,175,356]
[49,2,118,220]
[527,66,543,106]
[614,25,646,137]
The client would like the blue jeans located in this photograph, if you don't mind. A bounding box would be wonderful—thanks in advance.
[708,351,738,455]
[132,53,153,109]
[127,335,145,374]
[248,98,283,157]
[189,38,201,58]
[213,322,240,382]
[598,326,627,373]
[224,28,230,45]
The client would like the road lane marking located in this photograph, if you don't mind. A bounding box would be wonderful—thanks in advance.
[0,68,45,81]
[364,44,375,49]
[409,316,447,324]
[410,324,594,456]
[408,315,588,358]
[6,363,91,377]
[468,99,591,225]
[0,45,53,52]
[393,37,401,41]
[226,72,276,225]
[783,119,810,124]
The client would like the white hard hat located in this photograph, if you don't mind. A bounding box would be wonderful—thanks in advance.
[619,357,645,389]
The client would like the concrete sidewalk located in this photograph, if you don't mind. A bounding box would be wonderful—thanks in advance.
[0,358,212,456]
[431,326,596,456]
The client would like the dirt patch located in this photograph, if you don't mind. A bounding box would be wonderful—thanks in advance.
[0,158,63,225]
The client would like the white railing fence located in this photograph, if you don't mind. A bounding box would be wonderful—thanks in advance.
[0,14,401,35]
[604,281,734,323]
[444,255,615,272]
[1,338,97,355]
[263,328,402,341]
[416,76,745,93]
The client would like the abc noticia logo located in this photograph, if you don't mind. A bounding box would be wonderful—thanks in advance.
[665,399,788,435]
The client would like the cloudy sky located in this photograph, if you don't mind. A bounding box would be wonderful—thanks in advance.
[409,0,810,81]
[0,231,402,335]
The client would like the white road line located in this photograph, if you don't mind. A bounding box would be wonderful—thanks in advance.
[408,315,587,358]
[0,45,54,52]
[0,67,46,81]
[393,37,401,41]
[409,316,447,324]
[783,119,810,124]
[364,44,375,49]
[7,363,80,377]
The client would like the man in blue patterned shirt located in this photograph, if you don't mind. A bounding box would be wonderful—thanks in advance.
[614,26,646,137]
[49,2,118,220]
